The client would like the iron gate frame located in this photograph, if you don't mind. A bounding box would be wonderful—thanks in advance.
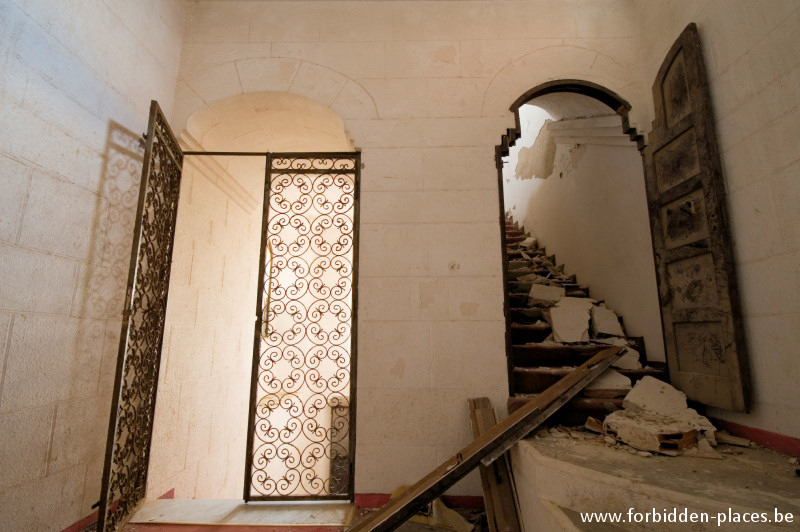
[98,100,184,532]
[99,106,361,528]
[243,151,361,502]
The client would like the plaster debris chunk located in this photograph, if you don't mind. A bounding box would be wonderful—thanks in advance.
[550,300,590,343]
[556,297,596,310]
[623,375,688,415]
[528,283,565,304]
[612,347,642,370]
[605,377,717,454]
[603,409,699,454]
[517,272,548,283]
[591,304,625,337]
[585,368,632,390]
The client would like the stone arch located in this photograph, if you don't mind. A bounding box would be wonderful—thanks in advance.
[481,45,646,132]
[172,57,378,133]
[497,79,645,159]
[184,91,355,152]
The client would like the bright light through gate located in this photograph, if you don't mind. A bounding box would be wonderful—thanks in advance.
[245,153,360,500]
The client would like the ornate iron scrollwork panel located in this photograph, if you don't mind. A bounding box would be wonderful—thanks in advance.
[246,153,360,500]
[98,101,183,531]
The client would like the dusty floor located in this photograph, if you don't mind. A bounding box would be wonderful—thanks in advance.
[119,503,486,532]
[516,427,800,531]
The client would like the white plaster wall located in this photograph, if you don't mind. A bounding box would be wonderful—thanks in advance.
[0,0,185,529]
[504,109,665,362]
[146,154,261,500]
[175,0,647,496]
[635,1,800,438]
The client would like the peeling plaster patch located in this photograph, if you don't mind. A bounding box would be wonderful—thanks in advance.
[432,45,457,65]
[459,302,479,317]
[515,120,556,180]
[390,357,406,379]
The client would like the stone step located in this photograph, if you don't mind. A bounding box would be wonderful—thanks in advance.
[509,307,545,324]
[512,366,666,395]
[511,343,608,367]
[505,234,527,244]
[510,322,552,344]
[507,394,624,424]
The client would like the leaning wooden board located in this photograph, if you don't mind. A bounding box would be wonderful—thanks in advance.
[468,397,522,532]
[348,346,624,532]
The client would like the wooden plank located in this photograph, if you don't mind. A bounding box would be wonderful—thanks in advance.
[347,346,623,532]
[468,398,522,532]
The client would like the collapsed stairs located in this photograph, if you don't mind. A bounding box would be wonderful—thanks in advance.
[503,217,667,425]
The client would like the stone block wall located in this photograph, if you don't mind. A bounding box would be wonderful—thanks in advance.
[146,152,261,500]
[0,0,185,529]
[174,0,647,495]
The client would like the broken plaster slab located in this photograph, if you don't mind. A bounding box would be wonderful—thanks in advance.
[612,348,642,370]
[606,377,717,454]
[556,297,596,310]
[591,304,625,337]
[585,368,631,390]
[624,376,688,415]
[595,338,642,369]
[603,409,699,454]
[550,298,592,343]
[528,283,565,304]
[624,377,715,435]
[517,272,549,283]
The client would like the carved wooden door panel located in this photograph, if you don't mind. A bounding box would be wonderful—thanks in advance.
[643,23,750,411]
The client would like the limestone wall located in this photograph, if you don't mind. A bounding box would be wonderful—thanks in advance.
[174,0,647,496]
[0,0,185,529]
[145,152,261,500]
[635,1,800,438]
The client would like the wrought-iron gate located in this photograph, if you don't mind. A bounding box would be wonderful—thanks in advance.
[245,153,361,500]
[98,101,183,531]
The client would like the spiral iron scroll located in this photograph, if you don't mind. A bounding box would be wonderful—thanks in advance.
[248,154,359,499]
[99,102,182,531]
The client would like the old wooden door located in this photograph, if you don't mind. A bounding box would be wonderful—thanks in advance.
[643,23,750,411]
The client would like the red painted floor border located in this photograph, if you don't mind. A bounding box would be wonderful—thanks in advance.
[713,418,800,457]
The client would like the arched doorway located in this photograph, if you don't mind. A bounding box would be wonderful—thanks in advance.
[495,81,664,397]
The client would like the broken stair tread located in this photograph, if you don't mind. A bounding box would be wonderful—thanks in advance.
[512,344,610,367]
[512,367,664,395]
[510,322,551,330]
[513,366,664,377]
[507,394,623,415]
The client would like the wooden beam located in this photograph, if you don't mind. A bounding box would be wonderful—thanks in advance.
[348,346,624,532]
[468,398,522,532]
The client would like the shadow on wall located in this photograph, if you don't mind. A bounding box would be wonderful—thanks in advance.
[78,121,145,490]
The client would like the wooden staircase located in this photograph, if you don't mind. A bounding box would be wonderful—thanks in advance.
[503,218,667,425]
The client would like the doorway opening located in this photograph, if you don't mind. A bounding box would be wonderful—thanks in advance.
[494,81,665,402]
[138,93,360,507]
